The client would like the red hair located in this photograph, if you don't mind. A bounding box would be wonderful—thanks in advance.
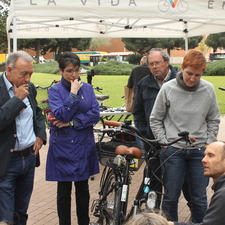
[182,50,206,71]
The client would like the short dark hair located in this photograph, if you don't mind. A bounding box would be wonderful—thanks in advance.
[58,52,81,70]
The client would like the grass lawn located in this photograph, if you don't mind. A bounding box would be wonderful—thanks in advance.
[203,76,225,114]
[31,73,225,114]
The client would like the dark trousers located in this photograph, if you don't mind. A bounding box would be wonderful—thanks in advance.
[57,180,90,225]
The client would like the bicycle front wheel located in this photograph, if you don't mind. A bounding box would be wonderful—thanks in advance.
[99,169,122,225]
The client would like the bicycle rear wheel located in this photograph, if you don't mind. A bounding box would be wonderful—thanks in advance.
[98,169,122,225]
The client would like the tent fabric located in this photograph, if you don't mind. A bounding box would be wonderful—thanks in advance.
[7,0,225,39]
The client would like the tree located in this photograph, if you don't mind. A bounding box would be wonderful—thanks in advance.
[198,40,211,56]
[89,38,112,50]
[17,38,91,62]
[122,36,203,55]
[42,38,91,60]
[17,39,52,63]
[205,33,225,52]
[0,0,10,52]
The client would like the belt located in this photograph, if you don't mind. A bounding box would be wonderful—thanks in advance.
[11,146,34,157]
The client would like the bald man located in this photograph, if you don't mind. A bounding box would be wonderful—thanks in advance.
[168,141,225,225]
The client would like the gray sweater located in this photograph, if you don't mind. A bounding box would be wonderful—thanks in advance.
[150,74,220,148]
[174,175,225,225]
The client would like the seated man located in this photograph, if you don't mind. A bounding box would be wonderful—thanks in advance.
[168,141,225,225]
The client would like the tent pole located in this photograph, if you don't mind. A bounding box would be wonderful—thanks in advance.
[7,33,11,54]
[184,21,188,53]
[13,16,17,52]
[185,34,188,53]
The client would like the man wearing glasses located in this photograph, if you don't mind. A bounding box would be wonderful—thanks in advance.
[132,48,178,208]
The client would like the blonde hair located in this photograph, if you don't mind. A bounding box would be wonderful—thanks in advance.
[125,212,168,225]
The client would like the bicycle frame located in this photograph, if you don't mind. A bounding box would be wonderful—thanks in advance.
[92,120,195,225]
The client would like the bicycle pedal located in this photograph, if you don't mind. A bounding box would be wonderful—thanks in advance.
[93,212,100,218]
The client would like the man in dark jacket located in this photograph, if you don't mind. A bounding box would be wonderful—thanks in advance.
[133,48,178,208]
[127,56,150,95]
[133,49,177,140]
[169,141,225,225]
[0,51,46,224]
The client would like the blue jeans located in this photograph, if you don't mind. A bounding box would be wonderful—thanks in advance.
[160,146,209,222]
[0,153,36,224]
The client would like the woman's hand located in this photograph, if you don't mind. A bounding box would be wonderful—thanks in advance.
[53,120,69,128]
[70,79,83,94]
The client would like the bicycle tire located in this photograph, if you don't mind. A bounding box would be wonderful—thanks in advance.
[98,169,122,225]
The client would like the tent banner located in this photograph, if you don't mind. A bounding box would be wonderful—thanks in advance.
[7,0,225,39]
[10,0,225,19]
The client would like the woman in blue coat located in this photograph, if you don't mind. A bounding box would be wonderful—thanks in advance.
[46,52,100,225]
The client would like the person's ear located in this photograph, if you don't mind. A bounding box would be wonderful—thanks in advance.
[59,69,63,74]
[7,66,12,73]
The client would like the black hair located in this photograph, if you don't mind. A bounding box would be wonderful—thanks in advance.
[58,52,81,70]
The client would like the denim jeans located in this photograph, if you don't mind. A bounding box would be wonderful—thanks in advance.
[0,153,36,224]
[160,146,209,222]
[57,180,90,225]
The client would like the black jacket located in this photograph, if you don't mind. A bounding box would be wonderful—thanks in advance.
[127,64,150,94]
[0,73,46,181]
[175,175,225,225]
[133,65,177,139]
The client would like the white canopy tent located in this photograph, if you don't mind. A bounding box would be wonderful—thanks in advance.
[7,0,225,52]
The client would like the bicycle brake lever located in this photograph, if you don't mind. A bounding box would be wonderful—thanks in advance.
[178,131,190,143]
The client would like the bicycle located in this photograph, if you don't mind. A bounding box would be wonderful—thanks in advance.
[35,80,60,127]
[93,86,110,112]
[91,120,195,225]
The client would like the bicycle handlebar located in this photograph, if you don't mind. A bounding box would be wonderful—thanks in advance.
[93,86,103,93]
[95,120,195,147]
[219,87,225,91]
[35,80,60,89]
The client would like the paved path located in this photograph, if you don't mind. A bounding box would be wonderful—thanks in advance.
[27,115,225,224]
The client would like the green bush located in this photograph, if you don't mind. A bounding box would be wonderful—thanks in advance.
[205,60,225,76]
[34,62,59,74]
[29,59,225,76]
[93,61,134,75]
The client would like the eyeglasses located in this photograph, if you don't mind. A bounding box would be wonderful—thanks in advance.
[64,68,80,73]
[148,60,165,67]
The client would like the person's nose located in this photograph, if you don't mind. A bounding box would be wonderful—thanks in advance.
[202,155,207,164]
[190,76,196,82]
[25,75,31,83]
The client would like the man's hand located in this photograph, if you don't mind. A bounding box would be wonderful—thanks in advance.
[70,79,83,95]
[33,137,44,154]
[168,222,174,225]
[14,84,29,100]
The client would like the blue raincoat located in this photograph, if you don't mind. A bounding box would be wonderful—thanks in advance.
[46,77,100,181]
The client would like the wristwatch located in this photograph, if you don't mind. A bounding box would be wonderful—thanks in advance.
[69,120,74,128]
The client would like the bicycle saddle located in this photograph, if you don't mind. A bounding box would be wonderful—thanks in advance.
[115,145,142,158]
[95,95,109,101]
